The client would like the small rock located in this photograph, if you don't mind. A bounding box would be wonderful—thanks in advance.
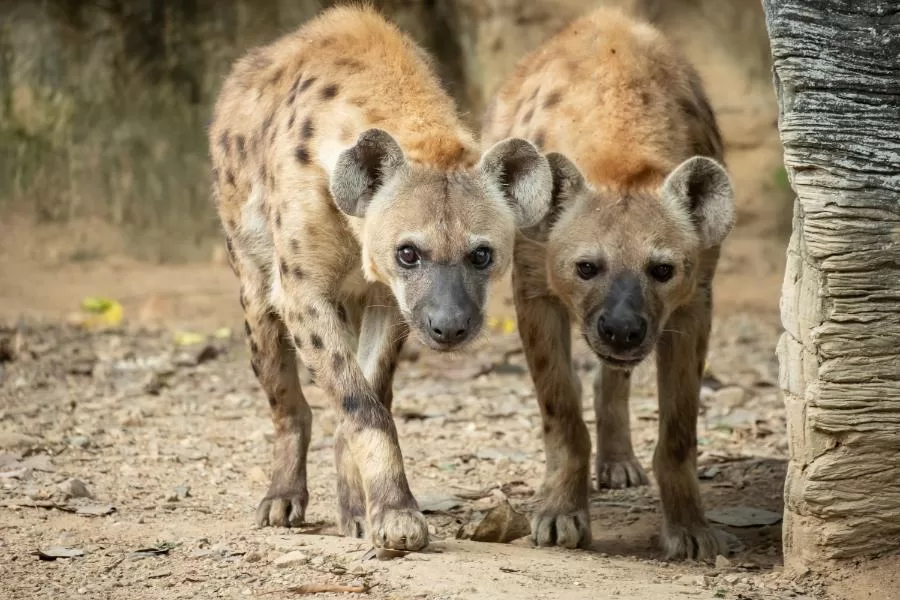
[165,483,191,502]
[310,555,325,566]
[715,554,732,569]
[714,386,746,408]
[273,551,309,568]
[467,499,530,544]
[723,574,741,584]
[675,574,708,587]
[142,372,166,395]
[244,551,263,563]
[66,436,90,449]
[707,506,782,527]
[58,478,92,499]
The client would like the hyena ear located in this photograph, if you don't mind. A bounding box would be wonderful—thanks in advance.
[519,152,587,242]
[661,156,735,248]
[331,129,406,217]
[478,138,553,229]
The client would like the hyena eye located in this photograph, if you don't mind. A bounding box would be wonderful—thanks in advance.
[396,245,421,268]
[576,261,601,280]
[649,263,675,282]
[470,246,493,270]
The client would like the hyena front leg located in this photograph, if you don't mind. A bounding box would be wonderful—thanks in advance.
[593,365,649,489]
[334,286,409,539]
[515,283,591,549]
[275,258,425,550]
[655,293,734,560]
[230,245,312,528]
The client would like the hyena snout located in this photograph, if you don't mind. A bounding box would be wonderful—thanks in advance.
[414,265,483,350]
[597,308,648,353]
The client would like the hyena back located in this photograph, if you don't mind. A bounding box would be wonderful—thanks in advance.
[210,5,552,551]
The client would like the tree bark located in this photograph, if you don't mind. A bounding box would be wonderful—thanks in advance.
[763,0,900,569]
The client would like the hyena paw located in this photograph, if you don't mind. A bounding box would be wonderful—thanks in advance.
[661,522,740,560]
[531,506,592,549]
[255,488,308,528]
[371,508,429,551]
[596,456,650,489]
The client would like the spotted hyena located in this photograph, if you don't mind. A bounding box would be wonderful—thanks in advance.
[209,6,552,551]
[483,7,736,559]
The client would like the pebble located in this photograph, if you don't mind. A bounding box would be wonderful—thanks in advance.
[675,575,708,587]
[273,550,309,568]
[714,554,732,569]
[58,478,92,499]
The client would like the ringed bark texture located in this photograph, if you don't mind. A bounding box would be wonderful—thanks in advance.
[763,0,900,567]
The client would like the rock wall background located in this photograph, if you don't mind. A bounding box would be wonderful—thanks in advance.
[0,0,785,261]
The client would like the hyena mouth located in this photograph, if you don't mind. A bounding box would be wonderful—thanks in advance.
[595,351,646,370]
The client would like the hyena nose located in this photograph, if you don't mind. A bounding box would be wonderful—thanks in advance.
[598,311,648,352]
[428,314,470,345]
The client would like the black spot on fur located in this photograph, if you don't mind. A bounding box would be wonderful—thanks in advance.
[528,87,540,102]
[275,211,282,228]
[293,335,303,349]
[534,130,546,150]
[335,58,364,72]
[321,83,339,100]
[543,424,550,435]
[310,334,323,349]
[333,353,345,370]
[543,90,562,109]
[306,306,319,318]
[262,115,274,135]
[244,320,251,336]
[544,401,555,418]
[522,107,534,124]
[301,118,314,139]
[236,135,246,156]
[251,361,260,378]
[292,266,304,279]
[336,303,347,323]
[267,394,276,408]
[342,395,361,414]
[288,114,295,130]
[295,146,310,164]
[226,170,236,186]
[249,339,259,354]
[290,239,299,253]
[219,132,230,153]
[299,77,317,93]
[279,259,288,276]
[269,67,284,86]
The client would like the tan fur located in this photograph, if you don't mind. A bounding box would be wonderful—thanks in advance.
[210,5,552,551]
[483,7,736,559]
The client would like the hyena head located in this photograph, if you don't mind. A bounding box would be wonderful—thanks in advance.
[331,129,553,351]
[530,153,734,369]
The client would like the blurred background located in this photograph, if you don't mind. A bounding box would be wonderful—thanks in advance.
[0,0,790,326]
